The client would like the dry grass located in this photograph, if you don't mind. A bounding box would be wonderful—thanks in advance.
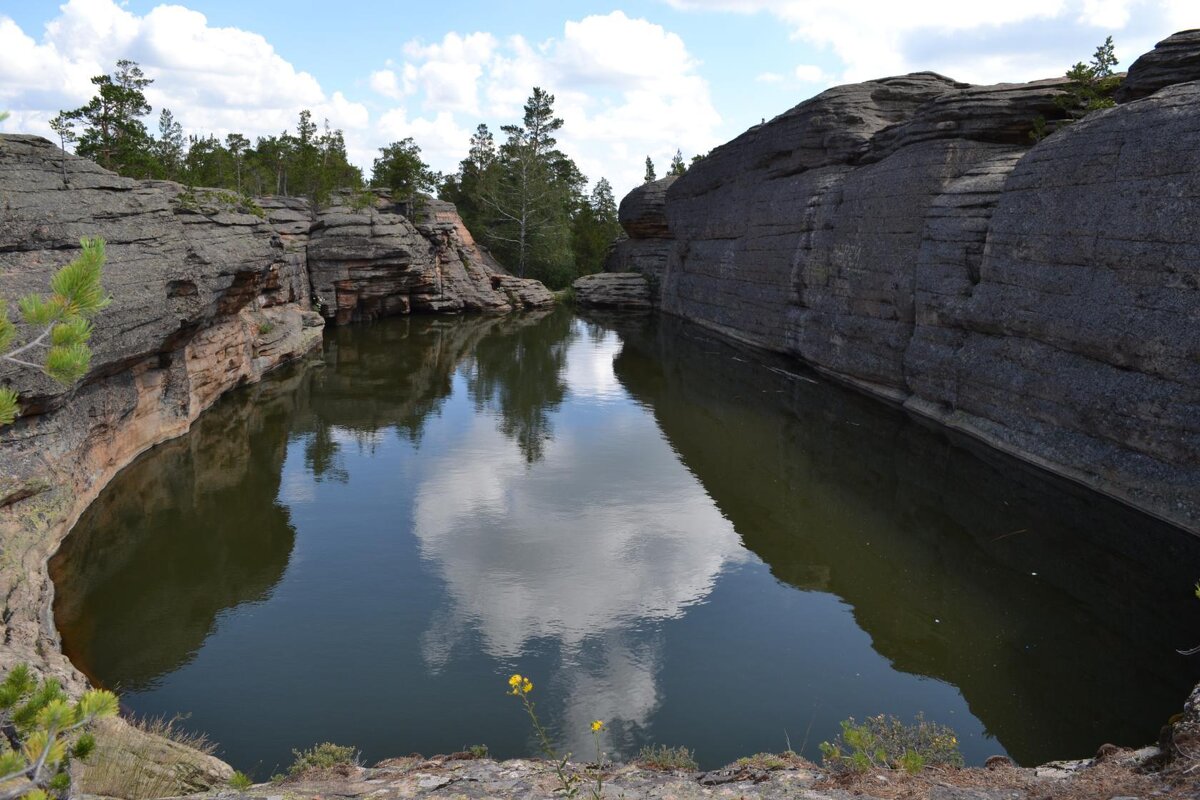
[75,714,228,800]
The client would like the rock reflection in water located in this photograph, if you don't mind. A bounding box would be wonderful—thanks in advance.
[50,370,306,690]
[602,311,1200,766]
[49,308,1200,776]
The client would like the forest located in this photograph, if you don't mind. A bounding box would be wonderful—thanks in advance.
[51,60,635,289]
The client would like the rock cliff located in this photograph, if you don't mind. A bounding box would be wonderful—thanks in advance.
[615,32,1200,533]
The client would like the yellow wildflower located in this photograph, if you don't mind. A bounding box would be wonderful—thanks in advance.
[590,720,604,732]
[522,680,533,694]
[509,674,523,688]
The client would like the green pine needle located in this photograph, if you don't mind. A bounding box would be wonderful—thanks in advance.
[0,309,13,353]
[45,344,91,384]
[50,317,93,348]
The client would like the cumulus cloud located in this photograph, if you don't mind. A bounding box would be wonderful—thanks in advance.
[661,0,1200,84]
[0,0,369,154]
[374,12,723,194]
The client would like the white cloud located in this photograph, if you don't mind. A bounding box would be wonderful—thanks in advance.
[793,64,827,83]
[661,0,1200,84]
[374,12,723,195]
[0,0,368,163]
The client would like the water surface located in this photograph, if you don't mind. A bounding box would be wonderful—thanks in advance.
[51,309,1200,776]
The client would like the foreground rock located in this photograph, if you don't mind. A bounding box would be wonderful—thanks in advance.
[614,31,1200,533]
[573,272,652,309]
[176,740,1196,800]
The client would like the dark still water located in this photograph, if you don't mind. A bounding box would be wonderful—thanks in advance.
[50,309,1200,776]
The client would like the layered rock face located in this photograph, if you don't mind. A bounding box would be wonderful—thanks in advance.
[573,272,652,309]
[0,135,324,687]
[620,34,1200,532]
[308,194,553,324]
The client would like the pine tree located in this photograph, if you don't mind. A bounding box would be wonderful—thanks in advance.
[643,156,656,183]
[1,239,110,426]
[225,133,250,194]
[669,149,686,176]
[66,60,155,176]
[486,87,572,281]
[154,109,185,181]
[0,664,119,800]
[48,113,77,186]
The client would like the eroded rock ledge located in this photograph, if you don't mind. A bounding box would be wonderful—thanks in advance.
[612,30,1200,534]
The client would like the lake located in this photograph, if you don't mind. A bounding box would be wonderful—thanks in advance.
[50,308,1200,777]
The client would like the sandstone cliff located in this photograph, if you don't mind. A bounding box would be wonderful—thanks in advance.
[613,31,1200,534]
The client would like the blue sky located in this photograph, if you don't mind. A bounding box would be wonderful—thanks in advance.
[2,1,1196,195]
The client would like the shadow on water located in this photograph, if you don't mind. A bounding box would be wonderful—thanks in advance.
[48,307,1200,772]
[599,310,1200,766]
[50,369,306,691]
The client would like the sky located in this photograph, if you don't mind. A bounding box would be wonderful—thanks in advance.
[1,0,1197,197]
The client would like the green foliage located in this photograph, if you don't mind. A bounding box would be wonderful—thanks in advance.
[370,137,440,208]
[819,714,962,775]
[439,90,623,290]
[288,742,359,775]
[257,321,275,336]
[669,148,687,177]
[65,60,156,177]
[636,744,698,771]
[228,770,254,790]
[643,156,656,183]
[1059,36,1121,115]
[466,744,489,759]
[0,664,118,800]
[2,238,109,425]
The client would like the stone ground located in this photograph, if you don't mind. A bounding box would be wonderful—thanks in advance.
[172,744,1200,800]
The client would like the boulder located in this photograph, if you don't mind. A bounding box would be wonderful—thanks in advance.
[618,175,677,238]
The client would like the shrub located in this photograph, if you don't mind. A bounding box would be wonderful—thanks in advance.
[288,742,359,776]
[636,744,699,772]
[819,713,963,774]
[228,770,253,790]
[0,663,119,800]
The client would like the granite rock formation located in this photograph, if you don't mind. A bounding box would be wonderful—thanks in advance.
[0,135,323,681]
[308,194,553,323]
[604,176,676,294]
[573,272,652,309]
[612,32,1200,532]
[1114,29,1200,102]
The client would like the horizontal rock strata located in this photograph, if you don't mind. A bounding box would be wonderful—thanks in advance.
[573,272,652,309]
[615,32,1200,532]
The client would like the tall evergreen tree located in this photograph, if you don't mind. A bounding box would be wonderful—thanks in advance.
[669,148,686,176]
[67,59,155,176]
[225,133,250,194]
[155,108,185,180]
[643,156,656,183]
[485,87,573,282]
